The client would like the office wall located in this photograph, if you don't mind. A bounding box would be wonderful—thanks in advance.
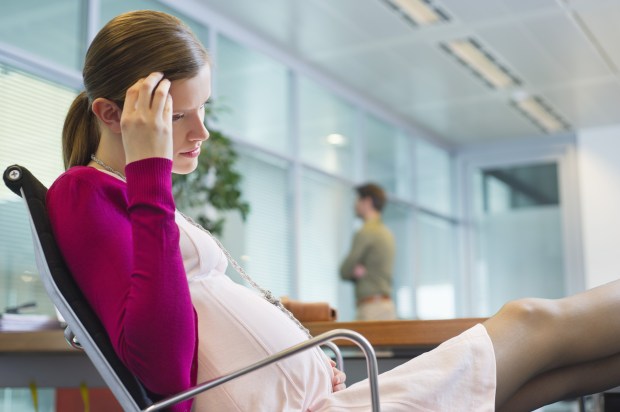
[577,124,620,288]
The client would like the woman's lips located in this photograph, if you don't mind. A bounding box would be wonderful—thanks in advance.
[180,147,201,158]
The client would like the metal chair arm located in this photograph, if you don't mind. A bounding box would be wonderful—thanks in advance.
[144,329,380,412]
[64,326,83,350]
[322,340,344,371]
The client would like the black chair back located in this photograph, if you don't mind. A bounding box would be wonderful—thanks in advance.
[3,165,157,411]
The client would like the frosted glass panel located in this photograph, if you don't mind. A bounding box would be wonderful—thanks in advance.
[472,162,565,316]
[475,207,565,315]
[0,0,82,70]
[231,149,293,298]
[0,65,75,317]
[216,35,290,154]
[383,202,415,319]
[415,213,457,319]
[298,77,357,179]
[415,139,452,216]
[394,133,415,201]
[100,0,209,45]
[364,114,399,195]
[299,170,354,318]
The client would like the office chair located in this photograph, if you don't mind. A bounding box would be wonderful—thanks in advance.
[3,164,380,412]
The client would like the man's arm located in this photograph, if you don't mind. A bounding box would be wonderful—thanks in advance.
[340,231,369,280]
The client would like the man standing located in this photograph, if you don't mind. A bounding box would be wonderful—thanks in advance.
[340,183,396,321]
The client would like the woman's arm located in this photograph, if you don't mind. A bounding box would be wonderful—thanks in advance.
[47,159,196,399]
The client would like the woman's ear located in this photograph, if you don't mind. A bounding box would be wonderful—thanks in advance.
[91,97,122,134]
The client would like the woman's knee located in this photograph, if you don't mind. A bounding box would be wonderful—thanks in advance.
[496,298,561,330]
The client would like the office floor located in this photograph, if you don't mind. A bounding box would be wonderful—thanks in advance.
[0,388,602,412]
[0,388,122,412]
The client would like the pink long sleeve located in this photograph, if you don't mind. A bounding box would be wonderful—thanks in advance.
[47,158,196,411]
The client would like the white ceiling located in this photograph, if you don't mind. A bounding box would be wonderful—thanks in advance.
[192,0,620,147]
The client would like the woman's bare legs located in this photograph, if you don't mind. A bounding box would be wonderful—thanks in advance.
[483,279,620,408]
[499,351,620,411]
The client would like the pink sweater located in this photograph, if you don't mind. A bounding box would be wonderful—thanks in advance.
[47,158,197,412]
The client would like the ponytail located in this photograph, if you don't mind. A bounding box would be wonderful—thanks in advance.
[62,91,100,169]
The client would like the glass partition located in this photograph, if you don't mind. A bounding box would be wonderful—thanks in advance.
[0,64,75,317]
[0,0,83,70]
[216,35,291,155]
[415,139,452,216]
[299,170,354,317]
[472,162,565,315]
[364,114,400,195]
[298,76,358,180]
[100,0,209,45]
[415,213,457,319]
[228,148,294,298]
[383,201,416,319]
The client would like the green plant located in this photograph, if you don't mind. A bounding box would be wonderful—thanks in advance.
[172,105,249,236]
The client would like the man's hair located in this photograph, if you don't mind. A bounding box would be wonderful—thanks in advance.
[356,183,387,212]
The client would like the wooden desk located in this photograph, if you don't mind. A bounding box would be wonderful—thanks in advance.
[0,318,485,387]
[0,318,486,352]
[0,329,74,352]
[0,329,103,387]
[305,318,485,348]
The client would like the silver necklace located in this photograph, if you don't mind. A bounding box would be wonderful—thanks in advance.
[91,154,126,181]
[89,154,311,338]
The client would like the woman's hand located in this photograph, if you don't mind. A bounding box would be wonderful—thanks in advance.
[120,72,173,164]
[330,359,347,392]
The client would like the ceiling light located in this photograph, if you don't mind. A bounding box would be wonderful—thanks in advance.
[443,39,518,89]
[388,0,444,25]
[512,95,567,134]
[326,133,347,146]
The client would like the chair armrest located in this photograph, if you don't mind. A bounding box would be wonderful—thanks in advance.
[322,340,344,371]
[64,327,83,350]
[144,329,381,412]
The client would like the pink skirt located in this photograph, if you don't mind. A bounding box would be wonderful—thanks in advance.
[310,324,496,411]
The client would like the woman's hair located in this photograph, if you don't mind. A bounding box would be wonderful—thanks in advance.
[62,10,210,169]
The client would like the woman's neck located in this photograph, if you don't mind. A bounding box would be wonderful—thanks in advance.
[89,132,127,178]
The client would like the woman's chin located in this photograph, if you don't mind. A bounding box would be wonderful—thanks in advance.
[172,159,199,175]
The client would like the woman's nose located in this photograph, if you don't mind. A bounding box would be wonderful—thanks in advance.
[190,117,209,141]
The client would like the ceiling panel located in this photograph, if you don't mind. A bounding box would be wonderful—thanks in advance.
[196,0,299,48]
[392,59,489,107]
[573,1,620,70]
[439,0,559,23]
[476,12,612,87]
[407,96,543,143]
[314,40,491,109]
[293,2,380,56]
[312,0,416,41]
[194,0,620,147]
[517,12,613,79]
[543,78,620,129]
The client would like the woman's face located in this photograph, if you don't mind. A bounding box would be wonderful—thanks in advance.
[168,64,212,174]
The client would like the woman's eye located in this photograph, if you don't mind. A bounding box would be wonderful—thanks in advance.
[172,113,185,122]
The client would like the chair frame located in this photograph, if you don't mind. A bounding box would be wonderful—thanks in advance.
[3,164,380,411]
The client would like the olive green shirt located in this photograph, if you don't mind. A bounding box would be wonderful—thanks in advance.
[339,216,395,302]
